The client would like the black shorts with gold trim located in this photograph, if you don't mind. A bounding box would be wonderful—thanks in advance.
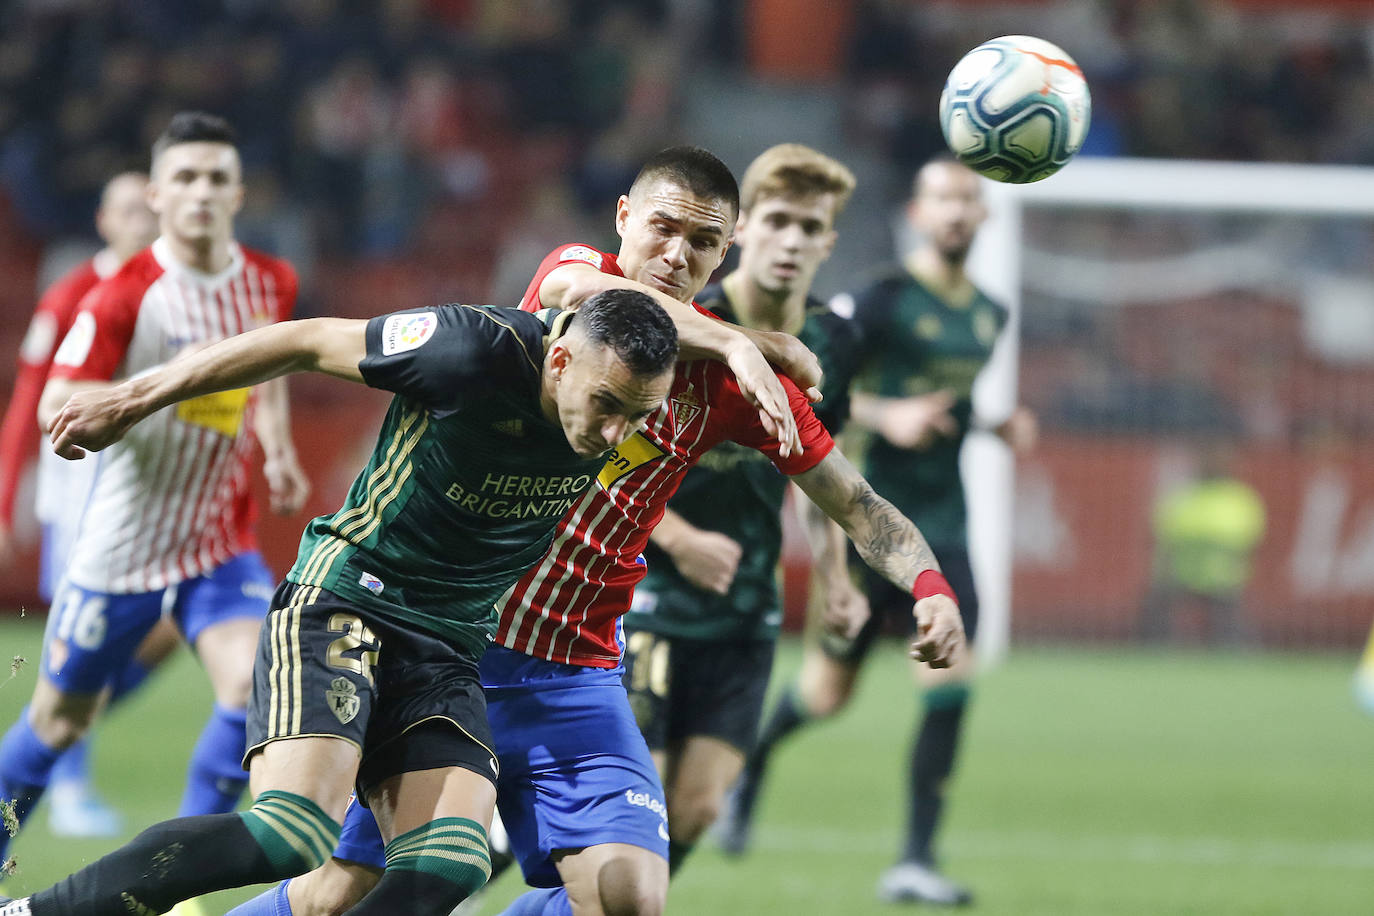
[244,581,498,801]
[622,629,776,754]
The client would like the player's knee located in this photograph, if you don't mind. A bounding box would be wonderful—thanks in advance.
[597,855,667,916]
[214,671,254,710]
[27,697,98,749]
[290,860,381,916]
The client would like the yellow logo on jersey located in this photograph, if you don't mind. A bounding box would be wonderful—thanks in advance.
[177,387,250,437]
[598,432,665,490]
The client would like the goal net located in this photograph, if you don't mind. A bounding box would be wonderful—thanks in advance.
[966,157,1374,657]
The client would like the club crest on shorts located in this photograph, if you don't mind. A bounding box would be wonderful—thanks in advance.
[327,676,360,725]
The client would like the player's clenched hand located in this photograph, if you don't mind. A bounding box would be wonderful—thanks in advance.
[48,386,142,460]
[878,390,958,451]
[725,339,802,457]
[823,578,870,639]
[668,529,743,596]
[264,454,311,515]
[909,594,964,668]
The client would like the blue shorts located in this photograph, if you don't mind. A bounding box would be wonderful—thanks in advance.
[335,795,386,869]
[482,644,669,887]
[42,551,274,694]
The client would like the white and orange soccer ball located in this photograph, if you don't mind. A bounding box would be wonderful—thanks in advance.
[938,35,1092,184]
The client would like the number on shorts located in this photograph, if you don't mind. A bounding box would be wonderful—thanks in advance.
[326,613,381,685]
[626,630,670,699]
[55,591,108,651]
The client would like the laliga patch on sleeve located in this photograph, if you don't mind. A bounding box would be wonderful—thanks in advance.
[53,311,97,368]
[557,245,603,268]
[381,311,437,356]
[19,312,58,364]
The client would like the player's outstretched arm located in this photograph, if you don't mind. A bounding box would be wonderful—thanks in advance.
[541,262,803,456]
[48,317,367,460]
[792,448,964,667]
[793,484,870,639]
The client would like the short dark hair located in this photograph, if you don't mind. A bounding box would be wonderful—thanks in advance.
[152,111,238,165]
[573,288,678,377]
[628,146,739,217]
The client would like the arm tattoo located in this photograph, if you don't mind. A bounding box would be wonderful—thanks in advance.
[794,449,939,592]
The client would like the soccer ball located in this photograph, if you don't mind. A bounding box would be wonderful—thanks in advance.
[938,35,1091,184]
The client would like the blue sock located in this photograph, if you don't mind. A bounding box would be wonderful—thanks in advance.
[499,887,572,916]
[224,879,294,916]
[0,709,64,858]
[177,704,249,816]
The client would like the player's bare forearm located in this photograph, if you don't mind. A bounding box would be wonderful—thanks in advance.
[121,319,362,416]
[793,449,938,590]
[253,377,294,460]
[37,378,108,429]
[794,449,963,665]
[736,328,823,400]
[542,263,730,358]
[254,375,311,514]
[543,263,800,454]
[648,507,691,553]
[542,263,798,371]
[48,318,366,459]
[651,507,742,596]
[848,392,887,434]
[794,484,849,583]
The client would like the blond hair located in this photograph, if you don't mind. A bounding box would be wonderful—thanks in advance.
[739,144,856,218]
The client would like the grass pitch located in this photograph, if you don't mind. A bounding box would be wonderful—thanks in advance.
[2,616,1372,914]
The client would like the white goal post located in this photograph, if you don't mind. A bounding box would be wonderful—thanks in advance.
[963,157,1374,663]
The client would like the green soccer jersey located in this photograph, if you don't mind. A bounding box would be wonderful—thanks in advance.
[839,264,1008,550]
[286,304,604,657]
[626,285,859,642]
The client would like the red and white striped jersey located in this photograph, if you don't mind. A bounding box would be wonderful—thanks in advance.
[49,238,297,593]
[495,244,834,667]
[0,249,121,532]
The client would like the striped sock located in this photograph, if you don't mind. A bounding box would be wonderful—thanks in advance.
[339,819,491,915]
[239,791,342,876]
[385,817,491,889]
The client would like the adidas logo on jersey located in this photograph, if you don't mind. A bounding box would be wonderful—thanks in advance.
[491,419,524,437]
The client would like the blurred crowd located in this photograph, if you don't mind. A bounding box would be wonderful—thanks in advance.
[846,0,1374,173]
[0,0,695,279]
[5,1,1374,277]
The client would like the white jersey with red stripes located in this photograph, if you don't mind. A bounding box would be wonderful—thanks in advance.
[494,243,833,667]
[49,238,297,593]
